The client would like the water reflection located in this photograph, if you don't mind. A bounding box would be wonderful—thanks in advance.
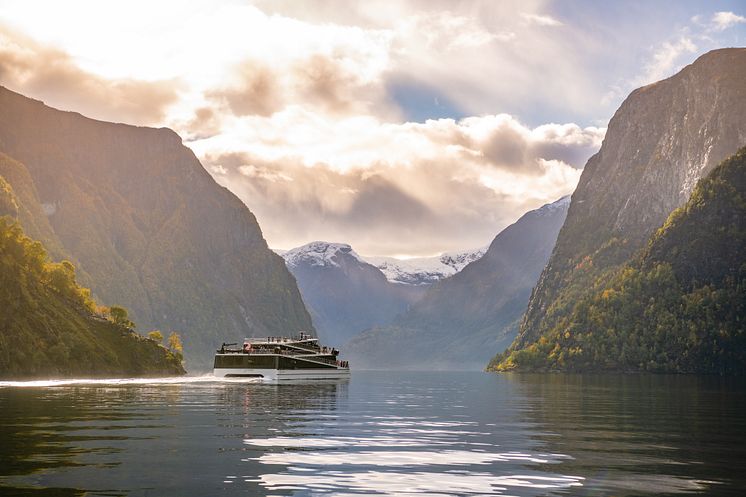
[0,373,744,496]
[245,373,582,496]
[507,374,746,496]
[0,377,346,496]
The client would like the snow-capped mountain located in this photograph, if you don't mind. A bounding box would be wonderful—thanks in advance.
[277,242,427,346]
[365,248,486,286]
[277,242,486,287]
[536,195,570,215]
[283,241,364,269]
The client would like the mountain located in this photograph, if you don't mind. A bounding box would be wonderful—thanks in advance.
[491,147,746,373]
[366,248,486,286]
[0,86,314,370]
[344,197,570,370]
[0,190,184,378]
[511,48,746,355]
[281,242,426,346]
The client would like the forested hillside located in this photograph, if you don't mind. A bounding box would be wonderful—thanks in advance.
[490,147,746,373]
[0,201,184,378]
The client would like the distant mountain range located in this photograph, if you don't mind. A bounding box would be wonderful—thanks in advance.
[0,85,314,372]
[497,48,746,373]
[277,245,486,287]
[366,248,486,286]
[344,196,569,370]
[280,242,427,346]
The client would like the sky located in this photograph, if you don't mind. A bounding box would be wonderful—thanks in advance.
[0,1,744,257]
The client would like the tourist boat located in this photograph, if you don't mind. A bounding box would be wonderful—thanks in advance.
[213,332,351,381]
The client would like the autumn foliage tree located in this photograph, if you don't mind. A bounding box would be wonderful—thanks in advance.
[108,305,135,329]
[168,332,184,362]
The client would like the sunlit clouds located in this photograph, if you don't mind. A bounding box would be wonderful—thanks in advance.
[710,11,746,31]
[195,115,601,255]
[0,0,744,255]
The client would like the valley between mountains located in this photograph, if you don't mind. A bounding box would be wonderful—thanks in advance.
[1,48,745,377]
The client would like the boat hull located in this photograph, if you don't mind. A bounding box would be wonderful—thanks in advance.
[213,367,350,381]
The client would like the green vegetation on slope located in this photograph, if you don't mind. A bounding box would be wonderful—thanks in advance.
[490,147,746,374]
[514,49,746,355]
[0,213,185,379]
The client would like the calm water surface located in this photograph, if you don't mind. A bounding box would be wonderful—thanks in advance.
[0,371,744,496]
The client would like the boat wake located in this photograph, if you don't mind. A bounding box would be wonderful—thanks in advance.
[0,374,262,388]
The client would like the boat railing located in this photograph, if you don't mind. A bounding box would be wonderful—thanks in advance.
[219,348,348,368]
[244,336,318,345]
[244,348,336,362]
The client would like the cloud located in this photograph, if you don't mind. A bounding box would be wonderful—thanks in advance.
[710,11,746,31]
[521,13,563,27]
[641,37,697,84]
[173,107,223,141]
[0,25,179,125]
[293,54,361,114]
[194,112,603,255]
[208,62,282,117]
[399,12,510,51]
[11,0,733,256]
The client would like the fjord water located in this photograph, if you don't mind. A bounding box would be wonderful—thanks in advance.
[1,372,744,496]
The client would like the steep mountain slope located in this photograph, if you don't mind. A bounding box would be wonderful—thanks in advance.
[491,147,746,373]
[0,209,184,378]
[282,242,426,345]
[345,197,569,370]
[513,48,746,352]
[366,248,486,286]
[0,86,314,370]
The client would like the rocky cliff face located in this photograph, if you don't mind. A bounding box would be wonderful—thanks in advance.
[345,197,569,370]
[282,242,425,346]
[516,48,746,349]
[0,86,314,370]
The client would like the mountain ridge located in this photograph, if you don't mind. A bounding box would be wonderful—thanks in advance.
[513,48,746,351]
[0,85,315,370]
[492,146,746,373]
[280,241,426,346]
[345,196,569,370]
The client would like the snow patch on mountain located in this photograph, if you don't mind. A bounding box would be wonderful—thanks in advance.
[366,248,487,286]
[275,242,486,286]
[536,195,570,215]
[281,241,363,269]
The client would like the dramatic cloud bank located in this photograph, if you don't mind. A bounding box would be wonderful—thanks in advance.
[196,115,602,255]
[0,1,743,255]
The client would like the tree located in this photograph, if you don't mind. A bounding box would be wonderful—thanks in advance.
[109,305,135,329]
[147,330,164,343]
[46,261,76,296]
[168,332,184,361]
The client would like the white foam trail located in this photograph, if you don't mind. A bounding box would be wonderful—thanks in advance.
[0,374,262,388]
